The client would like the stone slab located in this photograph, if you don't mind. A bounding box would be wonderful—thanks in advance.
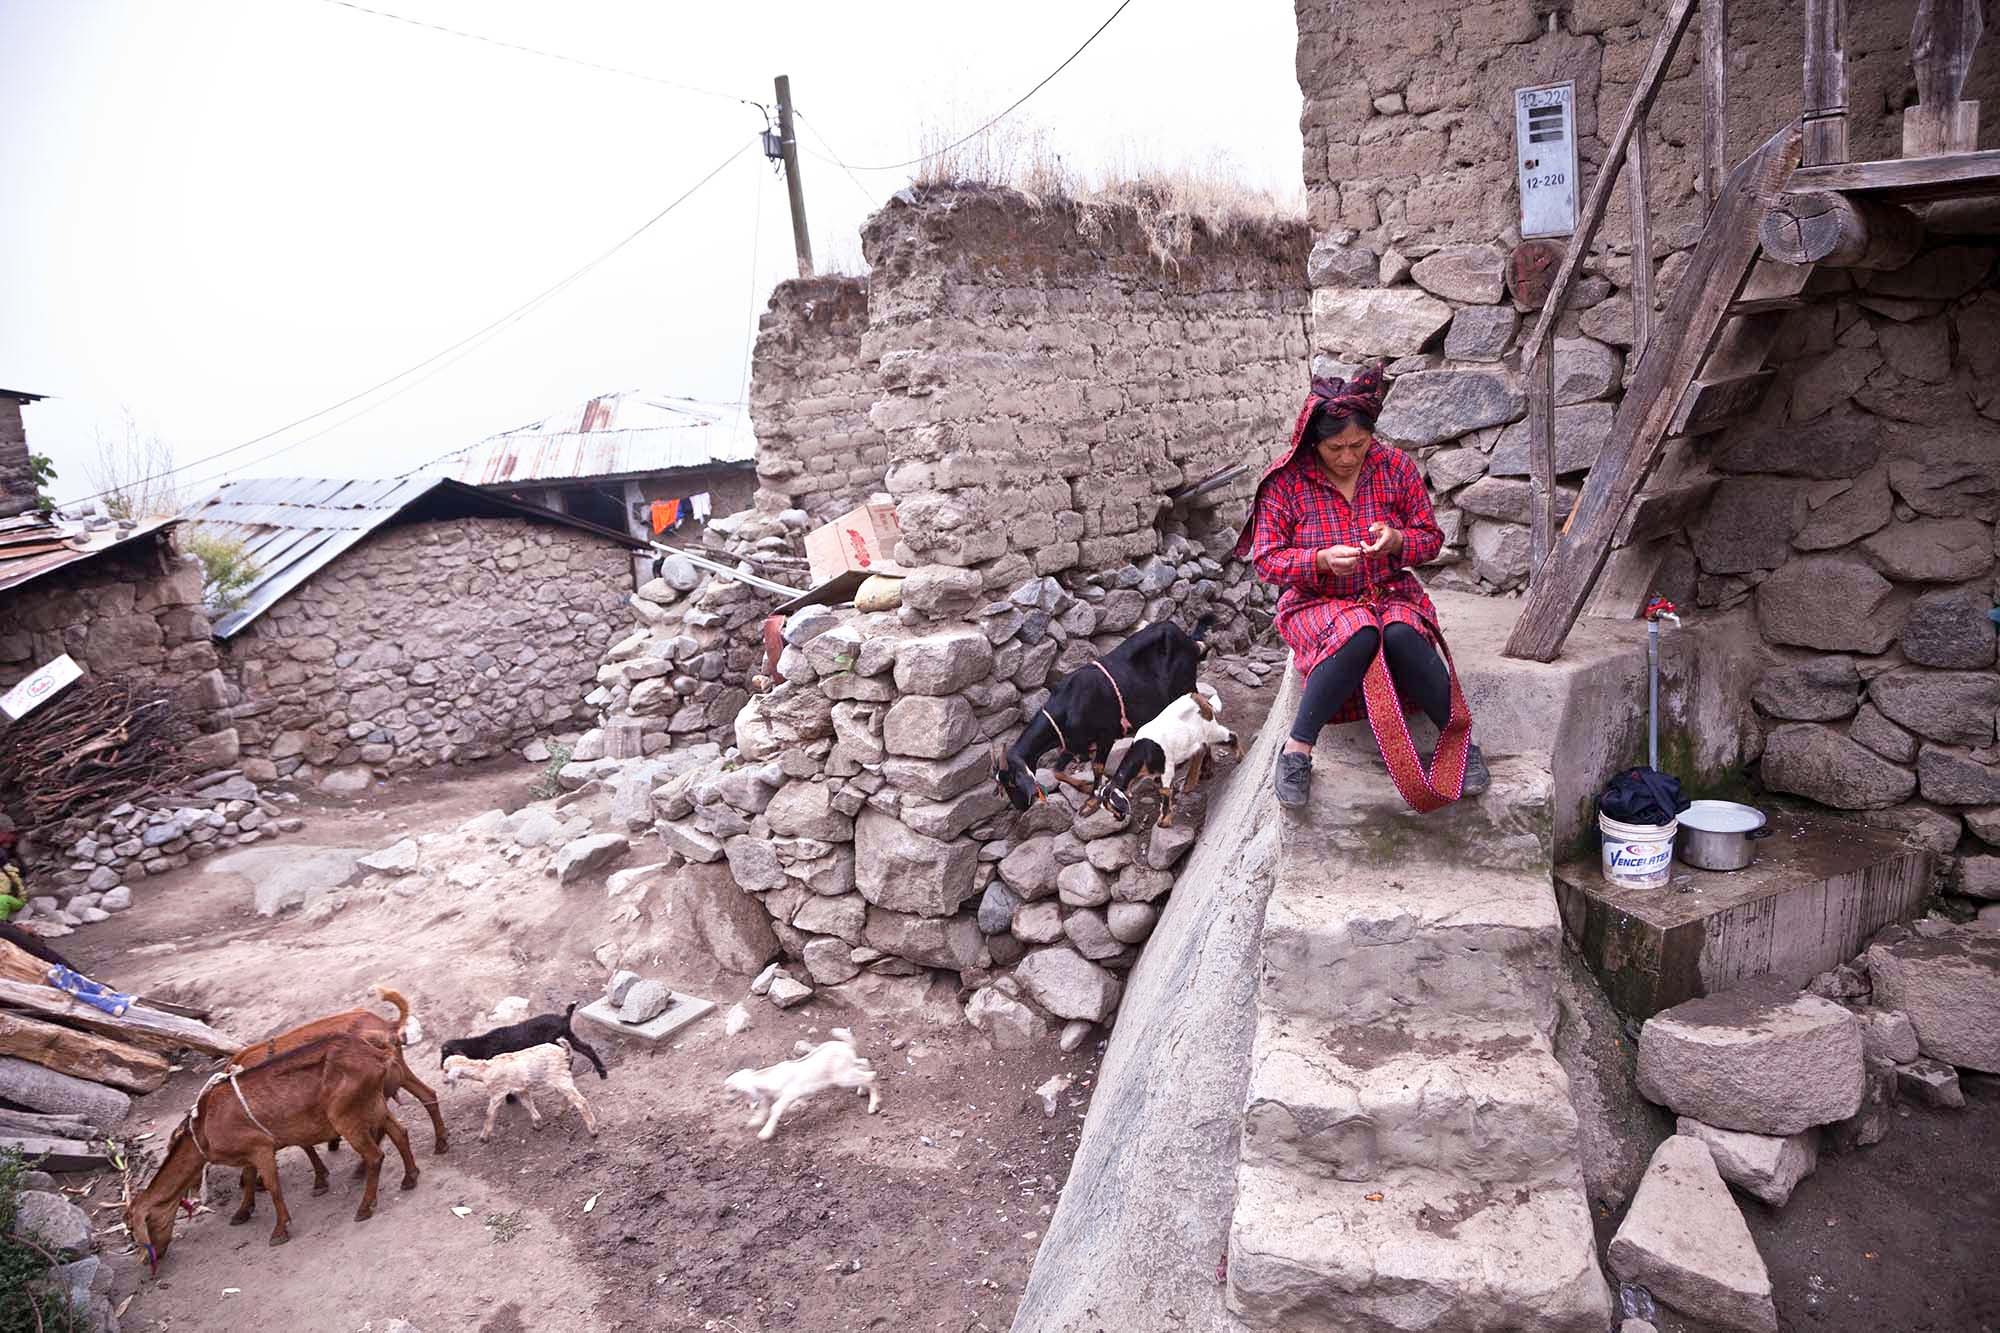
[1555,812,1931,1019]
[575,993,715,1043]
[1608,1136,1778,1333]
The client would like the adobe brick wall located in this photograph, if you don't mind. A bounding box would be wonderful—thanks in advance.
[750,277,887,520]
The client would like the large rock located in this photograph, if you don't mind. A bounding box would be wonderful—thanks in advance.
[882,694,979,758]
[792,892,866,944]
[998,836,1062,900]
[1714,410,1878,478]
[214,845,365,917]
[1453,476,1578,526]
[1692,479,1802,574]
[1014,946,1123,1023]
[1487,402,1616,477]
[1792,465,1894,550]
[1012,899,1065,944]
[357,838,420,877]
[1410,244,1505,304]
[724,835,788,893]
[802,936,861,986]
[1960,855,2000,900]
[1848,703,1916,763]
[1056,861,1113,908]
[1375,370,1524,448]
[1761,723,1917,810]
[880,741,992,801]
[1467,520,1531,588]
[1306,241,1376,288]
[1636,980,1865,1134]
[1443,305,1518,361]
[1917,745,2000,805]
[1868,669,2000,745]
[1751,658,1859,721]
[1902,586,1998,668]
[964,986,1047,1050]
[765,781,856,841]
[1607,1136,1778,1333]
[734,687,834,759]
[1063,907,1124,961]
[1859,518,1995,583]
[651,861,780,976]
[892,628,994,696]
[1311,287,1453,357]
[1865,926,2000,1073]
[553,833,628,885]
[10,1190,93,1262]
[861,906,982,970]
[1553,337,1623,404]
[1674,1117,1819,1208]
[854,809,977,916]
[1756,557,1904,652]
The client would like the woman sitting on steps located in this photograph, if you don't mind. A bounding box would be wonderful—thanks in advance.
[1236,362,1490,811]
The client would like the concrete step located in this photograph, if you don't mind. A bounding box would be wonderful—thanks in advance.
[1241,1021,1582,1188]
[1227,1160,1612,1333]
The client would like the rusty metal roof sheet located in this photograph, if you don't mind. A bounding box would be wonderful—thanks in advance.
[0,514,179,596]
[425,392,755,487]
[183,475,641,639]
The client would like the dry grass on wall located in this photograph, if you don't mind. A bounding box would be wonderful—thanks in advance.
[910,119,1304,267]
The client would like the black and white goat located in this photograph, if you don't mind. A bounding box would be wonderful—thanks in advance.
[992,616,1213,812]
[439,1003,608,1081]
[1098,684,1239,825]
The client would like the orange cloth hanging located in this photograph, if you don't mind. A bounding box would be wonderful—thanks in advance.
[650,499,682,534]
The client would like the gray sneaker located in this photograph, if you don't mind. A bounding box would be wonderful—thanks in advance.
[1276,750,1313,808]
[1459,743,1491,798]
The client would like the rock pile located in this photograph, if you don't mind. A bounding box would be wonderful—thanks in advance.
[18,771,299,936]
[642,546,1275,1045]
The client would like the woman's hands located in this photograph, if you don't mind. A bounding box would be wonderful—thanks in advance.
[1315,544,1363,575]
[1363,522,1404,558]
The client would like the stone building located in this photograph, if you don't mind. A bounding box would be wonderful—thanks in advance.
[186,476,639,790]
[0,388,45,519]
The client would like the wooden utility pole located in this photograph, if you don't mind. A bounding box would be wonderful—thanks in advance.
[774,75,813,278]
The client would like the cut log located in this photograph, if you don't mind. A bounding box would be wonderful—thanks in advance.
[0,1136,112,1173]
[0,1057,131,1129]
[1792,150,2000,200]
[0,1106,96,1139]
[0,978,239,1058]
[1760,191,1925,268]
[0,939,56,987]
[0,1012,169,1094]
[1627,113,1656,359]
[1505,121,1802,663]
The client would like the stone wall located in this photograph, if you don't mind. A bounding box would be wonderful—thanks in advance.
[0,526,230,755]
[217,516,630,789]
[1291,0,2000,594]
[750,276,887,520]
[861,186,1311,577]
[1684,240,2000,917]
[0,396,36,519]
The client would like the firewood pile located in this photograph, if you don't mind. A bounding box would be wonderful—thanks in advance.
[0,938,238,1170]
[0,675,197,832]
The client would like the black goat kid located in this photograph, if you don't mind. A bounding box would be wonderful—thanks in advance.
[439,1003,608,1081]
[992,615,1213,812]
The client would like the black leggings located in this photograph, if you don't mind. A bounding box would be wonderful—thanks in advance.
[1289,622,1452,744]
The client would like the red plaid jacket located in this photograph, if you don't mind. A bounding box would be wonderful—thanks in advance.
[1246,441,1445,697]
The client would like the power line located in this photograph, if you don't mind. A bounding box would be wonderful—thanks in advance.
[314,0,767,112]
[793,112,882,212]
[734,155,769,432]
[809,0,1137,173]
[59,138,758,509]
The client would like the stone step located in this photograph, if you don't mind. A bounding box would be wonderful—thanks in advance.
[1240,1021,1582,1189]
[1227,1160,1612,1333]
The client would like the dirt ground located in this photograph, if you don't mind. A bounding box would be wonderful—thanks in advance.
[53,669,1280,1333]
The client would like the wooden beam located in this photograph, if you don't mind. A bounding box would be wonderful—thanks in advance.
[0,1011,169,1094]
[1628,114,1656,360]
[1701,0,1729,209]
[0,978,240,1058]
[1791,149,2000,199]
[1521,0,1699,379]
[1911,0,1983,105]
[1671,370,1778,435]
[1803,0,1849,166]
[1528,345,1557,574]
[1616,475,1724,545]
[0,1107,95,1139]
[1505,121,1802,663]
[1759,190,1925,268]
[0,1056,131,1130]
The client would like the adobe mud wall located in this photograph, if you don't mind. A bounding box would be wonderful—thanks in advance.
[750,276,887,521]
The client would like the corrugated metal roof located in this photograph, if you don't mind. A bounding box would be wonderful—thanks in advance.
[0,514,179,595]
[425,391,755,487]
[183,475,641,639]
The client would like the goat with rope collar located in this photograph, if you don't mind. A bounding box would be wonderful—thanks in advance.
[126,1029,420,1269]
[991,615,1214,814]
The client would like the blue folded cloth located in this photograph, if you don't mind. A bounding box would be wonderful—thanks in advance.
[45,964,135,1018]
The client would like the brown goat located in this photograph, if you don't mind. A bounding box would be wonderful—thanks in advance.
[127,1031,419,1269]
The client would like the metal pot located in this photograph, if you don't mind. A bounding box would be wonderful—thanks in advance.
[1677,800,1772,872]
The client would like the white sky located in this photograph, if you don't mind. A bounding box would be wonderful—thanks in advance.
[0,0,1303,510]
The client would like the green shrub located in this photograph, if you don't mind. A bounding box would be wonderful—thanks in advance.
[531,744,573,800]
[184,532,260,612]
[0,1148,89,1333]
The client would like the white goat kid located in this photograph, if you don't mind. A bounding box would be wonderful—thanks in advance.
[442,1039,600,1142]
[1100,682,1239,826]
[723,1027,880,1141]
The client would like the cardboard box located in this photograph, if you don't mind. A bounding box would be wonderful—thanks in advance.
[804,502,906,585]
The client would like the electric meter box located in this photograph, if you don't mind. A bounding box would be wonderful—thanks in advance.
[1515,82,1579,239]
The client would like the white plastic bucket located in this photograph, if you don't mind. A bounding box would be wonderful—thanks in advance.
[1599,811,1677,889]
